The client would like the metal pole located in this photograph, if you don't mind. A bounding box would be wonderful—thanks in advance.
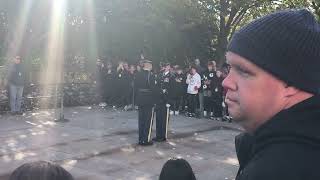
[55,66,69,122]
[132,80,135,110]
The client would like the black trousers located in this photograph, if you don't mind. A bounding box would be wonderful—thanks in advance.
[118,89,131,106]
[156,103,170,139]
[213,97,223,117]
[170,96,183,111]
[187,94,198,114]
[138,105,154,143]
[204,96,214,113]
[224,98,229,116]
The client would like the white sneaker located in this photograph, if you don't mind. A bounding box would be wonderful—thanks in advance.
[175,111,179,115]
[204,111,207,117]
[170,111,174,115]
[99,102,107,107]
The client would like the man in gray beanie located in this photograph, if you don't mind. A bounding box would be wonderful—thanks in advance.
[223,9,320,179]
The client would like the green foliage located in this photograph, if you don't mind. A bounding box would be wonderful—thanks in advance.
[311,0,320,20]
[0,0,317,67]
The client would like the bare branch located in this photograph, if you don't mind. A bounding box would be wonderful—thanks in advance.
[229,11,247,40]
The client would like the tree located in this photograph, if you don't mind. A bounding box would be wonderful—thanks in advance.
[196,0,268,64]
[0,0,317,68]
[312,0,320,20]
[197,0,317,65]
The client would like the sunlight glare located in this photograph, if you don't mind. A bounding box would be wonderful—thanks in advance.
[40,0,67,109]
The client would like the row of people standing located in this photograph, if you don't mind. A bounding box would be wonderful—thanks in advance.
[96,60,137,110]
[155,59,229,120]
[96,58,230,120]
[134,59,230,145]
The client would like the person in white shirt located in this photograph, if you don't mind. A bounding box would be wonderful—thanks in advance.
[186,66,201,117]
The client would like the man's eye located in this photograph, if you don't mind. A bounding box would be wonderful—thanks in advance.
[236,67,251,76]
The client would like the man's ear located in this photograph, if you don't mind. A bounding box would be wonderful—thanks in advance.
[283,85,299,98]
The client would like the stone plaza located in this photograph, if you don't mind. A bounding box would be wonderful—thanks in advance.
[0,106,242,180]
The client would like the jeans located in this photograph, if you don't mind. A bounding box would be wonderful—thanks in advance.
[9,84,24,112]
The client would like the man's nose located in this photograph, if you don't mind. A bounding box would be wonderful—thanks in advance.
[222,73,236,91]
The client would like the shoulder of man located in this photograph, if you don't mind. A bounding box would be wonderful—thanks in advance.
[237,141,320,180]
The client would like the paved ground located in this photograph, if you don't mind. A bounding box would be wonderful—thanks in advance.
[0,106,243,180]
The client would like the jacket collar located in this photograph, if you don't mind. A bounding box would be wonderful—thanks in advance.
[252,95,320,152]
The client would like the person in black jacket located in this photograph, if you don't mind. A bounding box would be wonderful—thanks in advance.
[115,61,131,108]
[103,61,116,105]
[223,9,320,180]
[135,60,157,146]
[128,64,137,109]
[202,61,216,118]
[7,56,26,115]
[169,66,185,115]
[210,65,224,121]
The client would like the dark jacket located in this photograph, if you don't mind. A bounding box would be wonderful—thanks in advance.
[8,63,26,86]
[103,68,116,97]
[201,69,215,91]
[116,69,131,90]
[209,71,223,99]
[235,95,320,180]
[169,73,186,99]
[134,70,157,106]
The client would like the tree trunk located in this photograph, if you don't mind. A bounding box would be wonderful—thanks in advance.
[216,0,229,66]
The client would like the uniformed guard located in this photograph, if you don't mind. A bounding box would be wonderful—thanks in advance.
[154,62,173,142]
[134,60,157,146]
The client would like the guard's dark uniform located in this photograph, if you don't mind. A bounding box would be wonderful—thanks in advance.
[135,68,157,145]
[155,70,173,141]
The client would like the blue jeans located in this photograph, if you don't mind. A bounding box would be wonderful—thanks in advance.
[9,84,24,112]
